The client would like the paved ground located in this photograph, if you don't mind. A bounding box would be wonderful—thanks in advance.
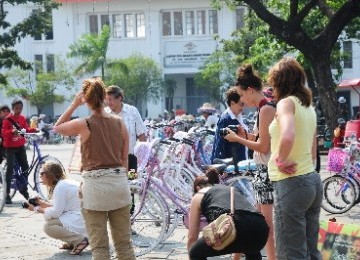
[0,144,359,259]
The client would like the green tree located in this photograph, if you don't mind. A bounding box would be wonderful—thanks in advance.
[1,57,76,114]
[106,53,163,109]
[67,25,128,80]
[195,50,238,107]
[213,0,360,129]
[0,0,59,84]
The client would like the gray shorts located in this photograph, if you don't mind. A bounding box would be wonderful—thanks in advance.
[252,164,274,204]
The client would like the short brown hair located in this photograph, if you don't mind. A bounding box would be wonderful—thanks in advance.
[106,85,124,99]
[226,87,241,106]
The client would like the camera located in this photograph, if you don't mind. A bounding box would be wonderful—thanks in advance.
[22,197,39,209]
[219,125,239,137]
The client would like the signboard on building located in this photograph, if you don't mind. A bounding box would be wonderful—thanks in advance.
[164,40,217,68]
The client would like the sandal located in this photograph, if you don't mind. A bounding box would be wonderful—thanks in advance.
[59,243,74,250]
[70,238,89,255]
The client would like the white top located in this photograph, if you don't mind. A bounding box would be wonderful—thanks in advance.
[43,179,87,237]
[105,104,147,154]
[204,114,219,129]
[226,108,248,131]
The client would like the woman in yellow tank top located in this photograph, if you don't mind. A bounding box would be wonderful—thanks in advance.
[268,57,323,260]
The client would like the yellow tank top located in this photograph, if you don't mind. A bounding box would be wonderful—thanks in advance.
[268,96,316,182]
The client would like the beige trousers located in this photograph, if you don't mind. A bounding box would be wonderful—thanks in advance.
[82,204,136,260]
[43,218,85,246]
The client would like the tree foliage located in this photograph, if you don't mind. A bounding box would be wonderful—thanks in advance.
[0,57,76,114]
[211,0,360,130]
[67,25,111,80]
[194,50,238,106]
[0,0,59,84]
[106,53,163,108]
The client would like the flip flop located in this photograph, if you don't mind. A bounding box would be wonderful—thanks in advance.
[59,243,74,250]
[70,238,89,255]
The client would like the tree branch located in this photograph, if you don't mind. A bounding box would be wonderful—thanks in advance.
[315,0,360,49]
[317,0,335,18]
[293,0,318,25]
[289,0,299,19]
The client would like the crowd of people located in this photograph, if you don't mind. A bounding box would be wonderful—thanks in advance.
[1,57,326,259]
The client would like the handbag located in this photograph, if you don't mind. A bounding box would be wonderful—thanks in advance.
[202,187,236,251]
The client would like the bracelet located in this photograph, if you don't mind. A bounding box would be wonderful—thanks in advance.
[33,206,39,213]
[244,129,248,140]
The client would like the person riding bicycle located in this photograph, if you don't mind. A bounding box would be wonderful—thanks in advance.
[2,99,38,204]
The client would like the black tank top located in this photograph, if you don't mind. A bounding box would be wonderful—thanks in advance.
[200,184,259,223]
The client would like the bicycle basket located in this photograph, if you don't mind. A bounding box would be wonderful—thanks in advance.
[326,148,349,173]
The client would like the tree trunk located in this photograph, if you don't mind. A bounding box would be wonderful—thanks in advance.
[310,58,339,132]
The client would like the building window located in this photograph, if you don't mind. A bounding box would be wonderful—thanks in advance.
[113,14,122,38]
[124,14,134,38]
[33,9,53,40]
[34,55,43,75]
[185,11,195,35]
[89,15,98,34]
[101,15,110,28]
[34,54,55,75]
[46,54,55,73]
[162,9,217,36]
[136,13,145,37]
[208,10,218,34]
[90,13,145,38]
[197,11,206,35]
[162,12,171,36]
[236,8,245,30]
[174,11,183,36]
[343,41,353,69]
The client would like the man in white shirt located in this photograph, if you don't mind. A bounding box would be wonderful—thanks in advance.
[105,85,147,170]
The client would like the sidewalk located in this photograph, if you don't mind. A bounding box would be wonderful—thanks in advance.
[0,144,359,259]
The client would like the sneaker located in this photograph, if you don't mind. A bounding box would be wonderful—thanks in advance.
[5,195,12,204]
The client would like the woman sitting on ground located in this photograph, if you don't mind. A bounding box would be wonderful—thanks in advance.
[25,161,88,255]
[187,169,269,260]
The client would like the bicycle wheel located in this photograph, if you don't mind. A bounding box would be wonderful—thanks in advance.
[322,175,358,214]
[129,183,169,257]
[1,162,21,199]
[0,162,6,212]
[33,156,65,199]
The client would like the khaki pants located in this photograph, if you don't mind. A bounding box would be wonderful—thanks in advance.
[43,218,84,246]
[82,204,135,260]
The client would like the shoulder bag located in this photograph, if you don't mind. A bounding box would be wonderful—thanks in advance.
[202,186,236,251]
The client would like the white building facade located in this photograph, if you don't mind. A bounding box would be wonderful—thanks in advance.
[2,0,360,119]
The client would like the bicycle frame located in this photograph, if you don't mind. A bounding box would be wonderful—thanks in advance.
[10,133,47,192]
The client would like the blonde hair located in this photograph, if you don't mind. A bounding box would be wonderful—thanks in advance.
[41,161,66,200]
[82,78,106,112]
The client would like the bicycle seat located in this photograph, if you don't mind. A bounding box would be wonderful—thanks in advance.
[213,158,233,165]
[202,163,227,172]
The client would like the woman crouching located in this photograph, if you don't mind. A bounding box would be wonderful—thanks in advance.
[187,170,269,260]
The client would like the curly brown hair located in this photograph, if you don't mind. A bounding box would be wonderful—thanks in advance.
[82,78,106,112]
[268,57,312,107]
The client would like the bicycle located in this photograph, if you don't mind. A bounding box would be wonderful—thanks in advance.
[1,132,65,204]
[0,164,6,212]
[322,145,360,214]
